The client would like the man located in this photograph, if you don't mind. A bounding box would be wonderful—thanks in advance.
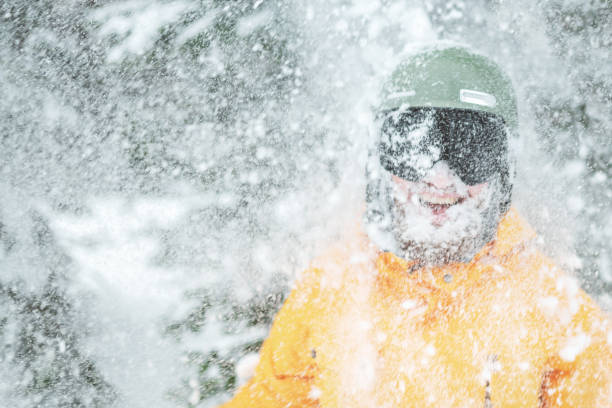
[221,45,612,407]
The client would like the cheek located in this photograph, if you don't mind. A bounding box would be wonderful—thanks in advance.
[390,175,417,198]
[467,182,488,198]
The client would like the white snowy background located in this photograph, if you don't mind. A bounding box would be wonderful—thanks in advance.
[0,0,610,407]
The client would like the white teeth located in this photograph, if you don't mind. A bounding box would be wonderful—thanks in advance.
[419,193,459,205]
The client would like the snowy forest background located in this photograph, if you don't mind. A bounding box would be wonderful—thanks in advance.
[0,0,610,406]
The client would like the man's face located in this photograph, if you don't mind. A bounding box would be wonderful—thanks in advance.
[368,107,511,265]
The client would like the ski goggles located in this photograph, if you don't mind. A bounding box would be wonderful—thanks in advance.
[378,107,509,185]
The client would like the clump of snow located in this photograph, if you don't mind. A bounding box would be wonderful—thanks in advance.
[236,9,273,37]
[308,386,322,400]
[538,296,559,315]
[559,333,591,362]
[235,353,260,385]
[91,0,195,62]
[176,9,219,44]
[48,195,203,312]
[401,299,419,310]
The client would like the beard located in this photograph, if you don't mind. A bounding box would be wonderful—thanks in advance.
[365,169,507,267]
[389,183,501,266]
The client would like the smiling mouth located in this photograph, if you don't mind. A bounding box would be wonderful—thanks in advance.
[418,194,465,213]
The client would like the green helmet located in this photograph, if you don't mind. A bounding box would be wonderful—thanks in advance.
[379,45,518,132]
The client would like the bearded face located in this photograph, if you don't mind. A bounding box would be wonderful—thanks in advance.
[365,107,512,266]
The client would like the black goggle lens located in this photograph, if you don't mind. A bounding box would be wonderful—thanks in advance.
[378,108,508,185]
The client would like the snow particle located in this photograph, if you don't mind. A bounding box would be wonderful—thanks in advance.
[518,361,530,371]
[425,344,436,356]
[308,386,322,400]
[401,299,418,310]
[559,333,591,362]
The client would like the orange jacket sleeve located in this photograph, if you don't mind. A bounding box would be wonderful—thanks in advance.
[541,289,612,407]
[219,269,321,408]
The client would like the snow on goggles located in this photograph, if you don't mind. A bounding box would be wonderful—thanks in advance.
[378,107,509,185]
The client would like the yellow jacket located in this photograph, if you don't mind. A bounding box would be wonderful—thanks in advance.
[221,209,612,407]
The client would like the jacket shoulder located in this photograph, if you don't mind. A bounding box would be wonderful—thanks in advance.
[506,245,611,338]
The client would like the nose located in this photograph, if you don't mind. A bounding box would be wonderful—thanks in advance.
[422,161,458,190]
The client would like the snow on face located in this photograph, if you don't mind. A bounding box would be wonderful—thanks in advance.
[387,162,501,266]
